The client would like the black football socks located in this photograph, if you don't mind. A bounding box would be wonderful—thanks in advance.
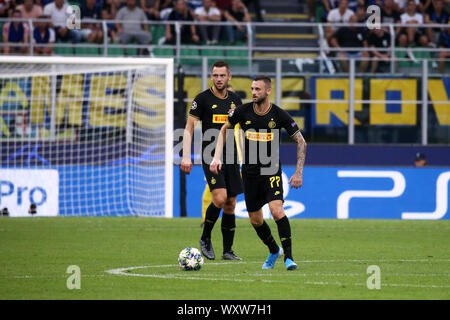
[201,202,221,240]
[253,220,279,254]
[276,216,293,261]
[221,213,236,253]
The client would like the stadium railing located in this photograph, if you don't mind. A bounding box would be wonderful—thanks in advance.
[0,18,448,72]
[0,18,448,145]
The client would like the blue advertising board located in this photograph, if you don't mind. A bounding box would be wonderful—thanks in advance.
[175,166,450,220]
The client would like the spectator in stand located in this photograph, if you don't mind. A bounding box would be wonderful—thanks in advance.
[399,0,424,45]
[80,0,104,43]
[115,0,152,54]
[329,14,370,72]
[242,0,263,22]
[16,0,43,19]
[395,33,411,69]
[437,26,450,73]
[159,4,173,20]
[414,32,432,51]
[323,0,339,16]
[194,0,221,44]
[102,0,120,43]
[367,27,392,72]
[381,0,402,26]
[41,0,55,8]
[0,0,12,18]
[326,0,355,43]
[414,152,427,166]
[165,0,199,44]
[418,0,432,14]
[320,0,338,23]
[160,0,174,10]
[393,0,417,12]
[2,9,30,54]
[141,0,161,20]
[306,0,317,22]
[347,0,362,12]
[355,4,365,21]
[223,0,251,44]
[186,0,203,11]
[32,14,55,55]
[425,0,449,43]
[215,0,232,12]
[44,0,82,43]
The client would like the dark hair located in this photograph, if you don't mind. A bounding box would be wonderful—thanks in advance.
[253,74,272,88]
[211,61,230,72]
[415,152,426,161]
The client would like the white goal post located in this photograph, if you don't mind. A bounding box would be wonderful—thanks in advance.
[0,56,174,217]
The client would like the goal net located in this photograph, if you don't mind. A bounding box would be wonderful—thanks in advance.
[0,56,173,217]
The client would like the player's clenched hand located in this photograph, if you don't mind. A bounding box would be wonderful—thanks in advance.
[288,172,303,189]
[209,158,222,175]
[180,158,193,174]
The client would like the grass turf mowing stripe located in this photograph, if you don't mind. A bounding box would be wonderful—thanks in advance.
[0,217,449,299]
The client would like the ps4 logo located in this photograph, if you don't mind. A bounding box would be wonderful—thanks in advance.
[0,169,59,217]
[0,181,48,207]
[337,170,450,220]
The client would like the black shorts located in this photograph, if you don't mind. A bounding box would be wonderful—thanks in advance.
[242,167,284,212]
[202,163,243,197]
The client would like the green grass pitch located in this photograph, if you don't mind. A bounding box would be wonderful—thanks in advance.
[0,217,449,300]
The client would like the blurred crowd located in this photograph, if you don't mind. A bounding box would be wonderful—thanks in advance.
[312,0,450,72]
[0,0,256,54]
[0,0,448,72]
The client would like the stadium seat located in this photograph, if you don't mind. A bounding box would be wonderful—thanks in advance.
[411,49,433,68]
[54,42,74,55]
[395,50,411,68]
[152,48,174,57]
[125,45,138,56]
[180,48,201,65]
[75,43,101,56]
[107,46,125,56]
[151,25,166,45]
[201,48,225,61]
[107,45,138,56]
[225,43,248,66]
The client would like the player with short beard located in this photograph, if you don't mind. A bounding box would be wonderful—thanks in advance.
[210,75,307,270]
[181,61,243,261]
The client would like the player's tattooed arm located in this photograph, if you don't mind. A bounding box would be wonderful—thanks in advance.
[289,131,307,188]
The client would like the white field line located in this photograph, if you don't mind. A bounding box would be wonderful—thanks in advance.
[305,281,450,289]
[103,260,450,288]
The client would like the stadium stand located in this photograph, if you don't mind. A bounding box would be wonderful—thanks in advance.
[0,0,448,74]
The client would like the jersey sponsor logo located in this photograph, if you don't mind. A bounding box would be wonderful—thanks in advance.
[212,114,228,123]
[246,131,274,141]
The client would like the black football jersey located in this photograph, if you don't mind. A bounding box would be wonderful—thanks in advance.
[228,102,300,175]
[189,88,242,165]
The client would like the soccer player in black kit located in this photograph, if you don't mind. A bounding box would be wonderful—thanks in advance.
[210,75,307,270]
[180,61,244,261]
